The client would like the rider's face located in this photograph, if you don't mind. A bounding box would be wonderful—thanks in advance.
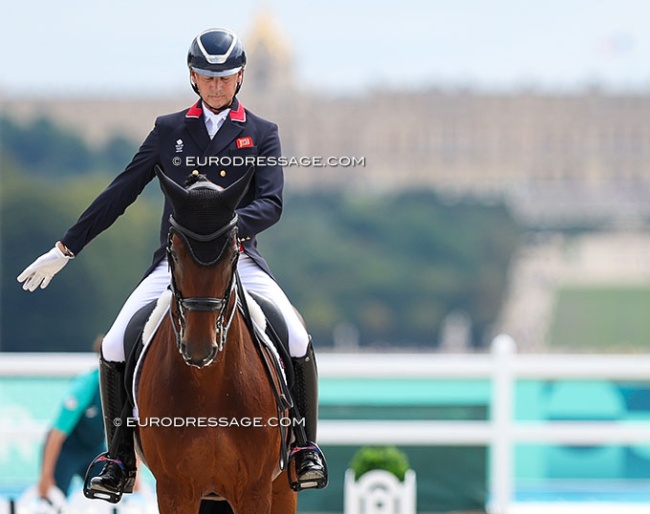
[191,70,242,113]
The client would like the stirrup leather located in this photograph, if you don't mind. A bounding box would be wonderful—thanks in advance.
[83,453,135,504]
[288,443,329,491]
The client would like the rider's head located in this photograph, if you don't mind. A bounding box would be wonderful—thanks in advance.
[187,28,246,113]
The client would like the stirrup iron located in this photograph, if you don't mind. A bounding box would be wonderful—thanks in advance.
[287,444,329,491]
[83,453,132,504]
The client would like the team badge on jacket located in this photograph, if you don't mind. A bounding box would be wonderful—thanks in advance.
[175,139,184,153]
[236,137,253,148]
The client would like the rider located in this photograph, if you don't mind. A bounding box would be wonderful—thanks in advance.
[18,27,327,499]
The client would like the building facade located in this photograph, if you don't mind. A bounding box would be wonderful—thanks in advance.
[3,12,650,228]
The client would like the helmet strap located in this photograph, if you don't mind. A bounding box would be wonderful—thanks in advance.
[235,81,243,95]
[203,97,235,115]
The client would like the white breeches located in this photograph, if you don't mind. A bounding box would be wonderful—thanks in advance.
[101,253,310,362]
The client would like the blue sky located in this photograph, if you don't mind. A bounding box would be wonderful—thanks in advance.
[1,0,649,96]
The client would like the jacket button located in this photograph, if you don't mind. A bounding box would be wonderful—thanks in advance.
[220,170,227,177]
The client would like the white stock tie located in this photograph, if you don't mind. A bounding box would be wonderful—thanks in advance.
[206,118,217,139]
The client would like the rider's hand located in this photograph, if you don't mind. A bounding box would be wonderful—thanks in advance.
[37,474,55,499]
[17,243,74,292]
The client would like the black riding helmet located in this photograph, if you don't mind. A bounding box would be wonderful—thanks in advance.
[188,28,246,95]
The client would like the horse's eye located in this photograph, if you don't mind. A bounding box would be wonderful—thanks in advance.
[169,251,179,262]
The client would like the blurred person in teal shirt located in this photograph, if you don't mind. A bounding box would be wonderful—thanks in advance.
[37,336,105,498]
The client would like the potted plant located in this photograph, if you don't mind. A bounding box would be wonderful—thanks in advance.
[349,446,411,481]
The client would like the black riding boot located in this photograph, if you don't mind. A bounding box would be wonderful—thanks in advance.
[86,357,136,502]
[291,341,328,490]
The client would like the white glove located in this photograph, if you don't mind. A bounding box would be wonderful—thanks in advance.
[17,244,73,292]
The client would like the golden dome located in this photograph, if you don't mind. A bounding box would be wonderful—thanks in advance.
[245,9,292,60]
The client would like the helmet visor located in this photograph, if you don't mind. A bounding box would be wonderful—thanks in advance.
[190,66,243,78]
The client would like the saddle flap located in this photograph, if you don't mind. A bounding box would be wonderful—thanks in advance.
[247,291,294,389]
[124,291,172,409]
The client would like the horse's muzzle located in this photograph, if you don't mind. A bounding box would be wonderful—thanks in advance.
[180,342,218,368]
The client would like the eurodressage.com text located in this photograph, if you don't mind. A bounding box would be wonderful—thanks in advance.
[119,416,305,428]
[174,155,366,168]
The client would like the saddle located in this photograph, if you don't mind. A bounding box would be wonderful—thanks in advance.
[123,300,159,408]
[247,290,294,388]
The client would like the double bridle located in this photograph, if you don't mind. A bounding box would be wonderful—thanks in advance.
[167,214,240,362]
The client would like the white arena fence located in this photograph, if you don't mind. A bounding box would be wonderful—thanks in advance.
[3,336,650,514]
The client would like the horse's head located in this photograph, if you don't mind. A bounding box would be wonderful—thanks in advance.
[156,166,253,368]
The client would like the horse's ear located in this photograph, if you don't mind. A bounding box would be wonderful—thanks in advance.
[155,166,189,206]
[221,166,255,213]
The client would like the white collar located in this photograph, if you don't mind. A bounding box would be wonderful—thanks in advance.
[203,106,230,138]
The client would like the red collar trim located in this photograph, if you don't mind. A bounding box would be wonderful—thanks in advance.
[229,101,246,122]
[186,100,245,121]
[186,101,202,118]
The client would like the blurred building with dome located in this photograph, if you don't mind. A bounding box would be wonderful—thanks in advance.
[4,10,650,229]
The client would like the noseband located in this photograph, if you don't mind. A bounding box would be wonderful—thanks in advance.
[167,214,239,359]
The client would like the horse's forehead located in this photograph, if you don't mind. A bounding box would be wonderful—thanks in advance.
[177,185,230,218]
[182,184,226,211]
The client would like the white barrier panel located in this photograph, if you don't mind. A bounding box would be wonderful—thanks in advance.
[12,484,158,514]
[344,469,416,514]
[319,337,650,514]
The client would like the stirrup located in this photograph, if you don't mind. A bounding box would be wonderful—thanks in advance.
[287,444,329,491]
[83,453,133,504]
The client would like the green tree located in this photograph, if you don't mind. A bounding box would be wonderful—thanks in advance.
[259,191,521,348]
[0,115,137,177]
[1,167,159,352]
[1,114,521,351]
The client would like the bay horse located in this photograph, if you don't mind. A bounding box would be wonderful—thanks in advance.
[136,167,297,514]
